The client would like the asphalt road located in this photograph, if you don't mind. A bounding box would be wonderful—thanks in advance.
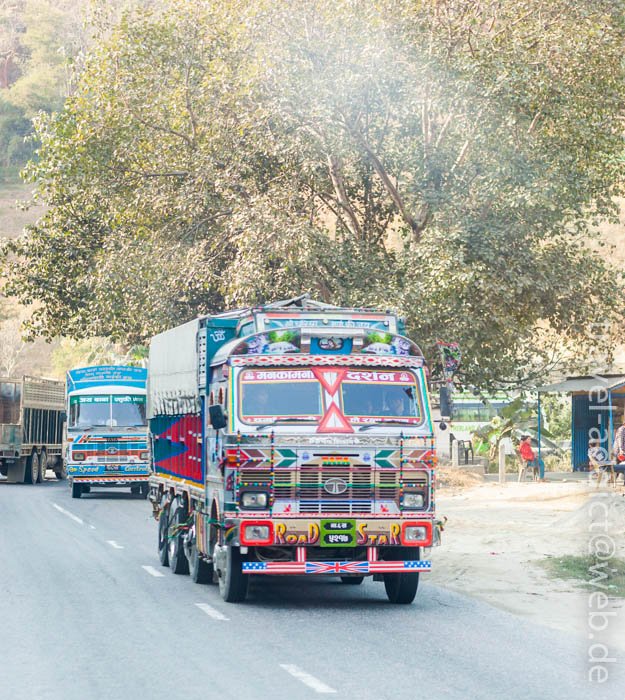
[1,478,623,700]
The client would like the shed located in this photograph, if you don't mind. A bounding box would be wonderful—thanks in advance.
[536,374,625,471]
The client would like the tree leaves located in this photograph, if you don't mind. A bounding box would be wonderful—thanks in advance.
[2,0,624,388]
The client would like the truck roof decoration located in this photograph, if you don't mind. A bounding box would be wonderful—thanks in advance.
[210,330,423,365]
[67,365,147,393]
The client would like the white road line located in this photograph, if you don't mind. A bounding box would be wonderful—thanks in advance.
[279,664,337,694]
[52,503,84,525]
[195,603,229,621]
[142,565,165,578]
[107,540,124,549]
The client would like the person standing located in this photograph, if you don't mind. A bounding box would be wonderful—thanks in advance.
[613,415,625,463]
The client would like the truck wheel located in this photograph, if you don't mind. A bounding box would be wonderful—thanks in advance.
[158,502,169,567]
[168,504,190,575]
[37,449,47,483]
[71,482,82,499]
[218,546,248,603]
[54,461,67,480]
[383,547,420,604]
[340,576,364,585]
[25,452,39,485]
[189,538,213,584]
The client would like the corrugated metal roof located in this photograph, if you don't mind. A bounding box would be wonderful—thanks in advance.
[537,375,625,393]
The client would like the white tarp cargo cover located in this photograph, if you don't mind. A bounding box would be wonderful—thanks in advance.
[148,319,200,417]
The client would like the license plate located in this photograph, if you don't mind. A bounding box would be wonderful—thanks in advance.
[320,519,356,547]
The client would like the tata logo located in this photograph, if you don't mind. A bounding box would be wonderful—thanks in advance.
[106,447,119,455]
[323,477,348,495]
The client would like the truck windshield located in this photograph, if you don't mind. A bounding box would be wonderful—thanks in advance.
[237,367,423,427]
[0,381,21,424]
[69,394,147,429]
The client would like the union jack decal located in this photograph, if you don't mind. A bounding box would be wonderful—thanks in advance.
[242,560,431,575]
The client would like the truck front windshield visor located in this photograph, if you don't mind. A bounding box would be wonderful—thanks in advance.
[69,394,147,429]
[237,367,424,428]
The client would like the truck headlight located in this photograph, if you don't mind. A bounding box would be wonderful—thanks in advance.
[72,452,86,462]
[240,492,268,509]
[404,526,427,542]
[244,525,270,541]
[403,493,424,509]
[140,451,150,460]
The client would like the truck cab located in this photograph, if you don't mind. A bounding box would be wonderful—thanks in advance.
[65,365,151,498]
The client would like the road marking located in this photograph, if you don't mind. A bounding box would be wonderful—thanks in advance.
[279,664,336,694]
[142,565,165,577]
[52,503,84,525]
[195,603,229,621]
[107,540,124,549]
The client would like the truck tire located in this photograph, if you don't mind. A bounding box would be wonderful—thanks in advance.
[189,531,213,584]
[37,449,47,483]
[158,502,169,567]
[383,547,420,604]
[25,452,39,485]
[167,504,190,575]
[218,546,248,603]
[71,482,82,499]
[54,459,67,480]
[340,576,364,585]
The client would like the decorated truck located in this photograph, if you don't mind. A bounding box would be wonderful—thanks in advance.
[65,366,150,498]
[148,296,441,603]
[0,375,65,483]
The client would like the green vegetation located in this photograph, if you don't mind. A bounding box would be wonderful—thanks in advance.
[539,555,625,598]
[2,0,625,387]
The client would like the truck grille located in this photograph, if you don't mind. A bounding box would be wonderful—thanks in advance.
[299,465,373,514]
[239,466,419,514]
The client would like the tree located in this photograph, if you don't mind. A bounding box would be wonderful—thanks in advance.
[3,0,625,387]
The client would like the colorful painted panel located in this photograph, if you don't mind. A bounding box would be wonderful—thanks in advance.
[151,414,203,484]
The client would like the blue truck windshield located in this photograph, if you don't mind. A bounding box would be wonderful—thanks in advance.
[69,394,147,429]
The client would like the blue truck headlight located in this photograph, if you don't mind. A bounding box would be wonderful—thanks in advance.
[240,492,268,509]
[402,493,425,509]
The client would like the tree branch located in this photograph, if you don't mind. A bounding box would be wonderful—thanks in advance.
[326,154,362,239]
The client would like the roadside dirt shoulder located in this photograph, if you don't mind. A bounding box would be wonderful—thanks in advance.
[430,480,625,650]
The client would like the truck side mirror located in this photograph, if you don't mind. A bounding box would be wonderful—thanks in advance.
[439,386,452,419]
[208,404,227,430]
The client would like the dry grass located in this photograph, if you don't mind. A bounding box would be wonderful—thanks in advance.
[436,466,484,490]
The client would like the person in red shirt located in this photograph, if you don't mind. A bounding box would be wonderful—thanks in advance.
[519,435,535,462]
[518,435,545,480]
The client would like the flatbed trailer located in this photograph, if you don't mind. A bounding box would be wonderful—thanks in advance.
[0,375,65,483]
[148,296,441,603]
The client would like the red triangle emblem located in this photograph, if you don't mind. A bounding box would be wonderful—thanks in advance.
[317,403,353,433]
[311,367,347,395]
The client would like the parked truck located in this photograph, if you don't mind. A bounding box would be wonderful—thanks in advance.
[0,375,65,483]
[148,296,440,603]
[65,365,151,498]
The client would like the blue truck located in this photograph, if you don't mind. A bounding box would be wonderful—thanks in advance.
[65,365,151,498]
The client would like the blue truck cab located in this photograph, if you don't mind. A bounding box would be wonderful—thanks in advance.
[65,365,150,498]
